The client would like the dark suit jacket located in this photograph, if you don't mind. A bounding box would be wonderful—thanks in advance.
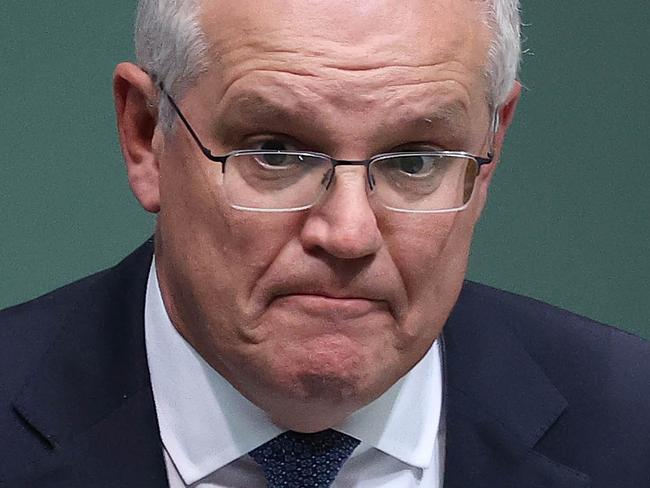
[1,240,649,487]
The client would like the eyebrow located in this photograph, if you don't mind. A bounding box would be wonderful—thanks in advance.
[423,100,472,127]
[213,92,305,136]
[213,90,472,144]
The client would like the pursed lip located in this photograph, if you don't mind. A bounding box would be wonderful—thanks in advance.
[273,293,390,319]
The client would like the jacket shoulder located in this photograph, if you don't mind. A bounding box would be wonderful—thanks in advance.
[0,240,154,399]
[460,281,650,480]
[461,280,650,370]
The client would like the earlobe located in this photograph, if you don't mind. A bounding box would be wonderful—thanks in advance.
[113,62,161,213]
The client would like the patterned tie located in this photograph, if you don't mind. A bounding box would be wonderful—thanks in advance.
[249,429,360,488]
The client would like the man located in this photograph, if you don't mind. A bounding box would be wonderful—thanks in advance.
[1,0,649,487]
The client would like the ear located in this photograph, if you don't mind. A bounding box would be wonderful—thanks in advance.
[113,62,161,213]
[475,81,522,187]
[466,81,522,221]
[493,81,521,158]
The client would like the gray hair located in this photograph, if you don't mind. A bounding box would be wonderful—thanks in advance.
[484,0,521,109]
[135,0,521,130]
[135,0,209,129]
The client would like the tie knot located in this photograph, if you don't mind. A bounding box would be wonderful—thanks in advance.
[249,429,360,488]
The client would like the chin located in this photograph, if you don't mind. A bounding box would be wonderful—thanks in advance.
[294,364,364,403]
[265,368,370,432]
[248,337,396,426]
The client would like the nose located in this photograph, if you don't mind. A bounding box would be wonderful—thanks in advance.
[300,166,383,259]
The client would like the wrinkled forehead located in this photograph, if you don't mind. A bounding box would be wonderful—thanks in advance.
[199,0,491,83]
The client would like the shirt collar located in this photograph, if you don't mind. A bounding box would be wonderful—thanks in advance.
[145,260,443,485]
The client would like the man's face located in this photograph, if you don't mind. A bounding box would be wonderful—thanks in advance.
[154,0,495,429]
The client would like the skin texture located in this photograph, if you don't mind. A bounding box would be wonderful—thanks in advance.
[114,0,520,432]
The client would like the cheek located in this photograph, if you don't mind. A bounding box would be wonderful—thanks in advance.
[159,143,300,284]
[156,145,307,340]
[381,212,470,343]
[382,213,457,293]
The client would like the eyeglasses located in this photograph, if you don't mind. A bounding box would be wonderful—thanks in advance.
[159,82,496,213]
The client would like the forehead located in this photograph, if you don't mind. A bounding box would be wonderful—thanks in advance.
[192,0,492,149]
[199,0,490,85]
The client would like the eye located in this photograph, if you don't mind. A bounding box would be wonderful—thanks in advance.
[389,154,444,178]
[253,139,299,168]
[396,155,426,175]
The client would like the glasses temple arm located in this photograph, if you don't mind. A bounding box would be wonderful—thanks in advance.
[157,82,221,162]
[477,110,501,166]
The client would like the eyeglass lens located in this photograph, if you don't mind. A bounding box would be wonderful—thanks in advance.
[223,152,479,213]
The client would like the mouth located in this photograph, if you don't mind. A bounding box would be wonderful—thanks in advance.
[273,293,390,320]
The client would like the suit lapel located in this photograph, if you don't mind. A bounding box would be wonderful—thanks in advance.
[442,282,590,488]
[10,240,168,487]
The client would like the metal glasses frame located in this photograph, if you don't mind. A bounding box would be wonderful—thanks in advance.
[158,81,496,205]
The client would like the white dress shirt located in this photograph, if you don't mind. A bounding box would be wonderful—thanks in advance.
[145,260,445,487]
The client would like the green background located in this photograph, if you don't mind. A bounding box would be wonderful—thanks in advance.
[1,2,649,338]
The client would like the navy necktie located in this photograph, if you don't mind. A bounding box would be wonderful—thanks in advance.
[249,429,360,488]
